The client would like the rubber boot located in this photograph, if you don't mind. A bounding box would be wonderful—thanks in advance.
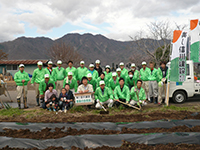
[23,97,29,109]
[150,97,153,103]
[154,97,158,104]
[36,98,39,106]
[40,98,44,108]
[17,98,21,109]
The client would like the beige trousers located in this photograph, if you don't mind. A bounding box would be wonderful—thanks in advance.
[34,83,40,99]
[142,81,149,99]
[95,99,113,109]
[56,80,63,94]
[158,83,166,103]
[16,85,27,99]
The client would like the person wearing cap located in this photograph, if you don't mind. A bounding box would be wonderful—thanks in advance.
[140,61,151,100]
[126,64,139,90]
[54,60,66,93]
[14,64,30,109]
[87,73,97,91]
[31,61,46,106]
[114,78,130,107]
[116,68,126,82]
[87,64,99,80]
[39,74,56,107]
[76,61,88,84]
[96,72,107,87]
[104,65,112,85]
[94,60,103,77]
[44,61,55,81]
[108,72,119,91]
[157,61,169,105]
[148,62,159,104]
[130,63,139,83]
[63,72,78,93]
[119,62,128,79]
[66,60,77,79]
[77,76,93,93]
[95,81,114,109]
[130,80,147,106]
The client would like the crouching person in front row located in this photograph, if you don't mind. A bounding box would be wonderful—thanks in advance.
[46,94,58,111]
[58,84,74,111]
[130,80,147,107]
[95,81,114,109]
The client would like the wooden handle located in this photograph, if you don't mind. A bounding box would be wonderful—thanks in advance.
[98,101,107,111]
[113,99,140,110]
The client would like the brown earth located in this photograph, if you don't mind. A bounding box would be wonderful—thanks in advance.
[1,125,200,139]
[0,111,199,123]
[2,142,200,150]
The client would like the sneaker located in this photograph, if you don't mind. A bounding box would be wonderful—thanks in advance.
[53,108,56,112]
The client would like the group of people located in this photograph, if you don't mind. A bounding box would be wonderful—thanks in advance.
[14,59,169,111]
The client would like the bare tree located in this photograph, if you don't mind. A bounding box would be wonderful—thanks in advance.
[48,43,82,67]
[130,20,172,66]
[0,50,8,60]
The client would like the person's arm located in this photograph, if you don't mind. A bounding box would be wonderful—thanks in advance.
[14,73,21,83]
[25,73,30,82]
[74,79,78,92]
[39,82,44,95]
[63,78,66,88]
[141,88,146,101]
[31,70,36,84]
[114,86,119,100]
[88,84,94,93]
[53,81,56,89]
[126,86,130,102]
[108,88,114,100]
[44,91,48,102]
[94,88,99,100]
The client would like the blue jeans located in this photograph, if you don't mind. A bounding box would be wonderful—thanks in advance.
[59,101,73,110]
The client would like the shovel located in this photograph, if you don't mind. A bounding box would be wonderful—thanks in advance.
[64,106,67,113]
[23,82,28,109]
[98,101,109,114]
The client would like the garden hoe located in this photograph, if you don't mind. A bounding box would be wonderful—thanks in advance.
[114,99,141,110]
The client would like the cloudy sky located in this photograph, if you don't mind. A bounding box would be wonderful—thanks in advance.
[0,0,200,42]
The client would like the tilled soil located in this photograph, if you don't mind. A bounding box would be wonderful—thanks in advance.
[1,111,199,123]
[2,141,200,150]
[1,125,200,139]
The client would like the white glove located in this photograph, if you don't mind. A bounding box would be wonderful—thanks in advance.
[134,88,137,92]
[31,84,34,86]
[139,100,142,103]
[110,99,113,103]
[49,102,52,105]
[143,101,147,105]
[161,78,166,82]
[96,99,100,103]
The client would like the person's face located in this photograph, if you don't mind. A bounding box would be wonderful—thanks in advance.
[113,76,117,80]
[90,67,94,71]
[65,85,70,91]
[80,64,84,67]
[38,65,42,70]
[100,84,105,89]
[57,64,62,68]
[119,80,124,86]
[100,74,105,79]
[62,89,66,94]
[161,63,166,68]
[131,67,135,71]
[49,86,53,91]
[68,62,73,67]
[142,65,146,69]
[106,68,109,72]
[128,72,133,76]
[45,78,49,82]
[137,81,142,88]
[120,65,124,69]
[52,97,56,101]
[19,67,24,72]
[117,71,121,76]
[88,77,92,81]
[68,75,72,80]
[82,79,88,85]
[150,63,154,69]
[96,63,100,67]
[48,64,52,68]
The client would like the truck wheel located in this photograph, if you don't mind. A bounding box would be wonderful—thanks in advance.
[173,91,186,103]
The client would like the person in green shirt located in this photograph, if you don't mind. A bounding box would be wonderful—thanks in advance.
[104,65,112,85]
[130,63,139,83]
[65,60,77,79]
[125,71,135,90]
[148,62,158,104]
[140,61,151,100]
[114,78,130,107]
[39,74,56,107]
[87,73,97,91]
[108,72,119,91]
[44,61,55,82]
[31,61,46,106]
[14,64,30,109]
[119,62,128,79]
[157,61,169,105]
[86,64,99,80]
[116,68,126,81]
[95,80,114,109]
[130,80,147,106]
[54,60,66,93]
[76,61,88,84]
[63,72,78,93]
[96,72,107,87]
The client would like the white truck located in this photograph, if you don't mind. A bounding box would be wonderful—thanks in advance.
[168,60,200,103]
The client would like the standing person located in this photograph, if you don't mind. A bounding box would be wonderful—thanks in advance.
[104,65,112,85]
[95,81,114,109]
[158,61,169,105]
[108,72,119,91]
[31,61,46,106]
[130,63,139,84]
[77,77,93,93]
[44,61,55,82]
[148,62,158,104]
[63,72,78,93]
[140,61,150,101]
[54,60,66,93]
[87,73,97,91]
[114,78,130,107]
[14,64,30,109]
[94,60,102,77]
[65,60,77,79]
[130,80,147,106]
[39,74,56,107]
[119,62,128,79]
[87,64,99,80]
[76,61,88,85]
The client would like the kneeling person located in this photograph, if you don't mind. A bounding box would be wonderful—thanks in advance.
[95,81,114,109]
[130,80,147,106]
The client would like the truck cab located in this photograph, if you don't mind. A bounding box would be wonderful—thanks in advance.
[168,60,200,103]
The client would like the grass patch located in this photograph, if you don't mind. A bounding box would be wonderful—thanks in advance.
[69,106,85,113]
[0,108,24,117]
